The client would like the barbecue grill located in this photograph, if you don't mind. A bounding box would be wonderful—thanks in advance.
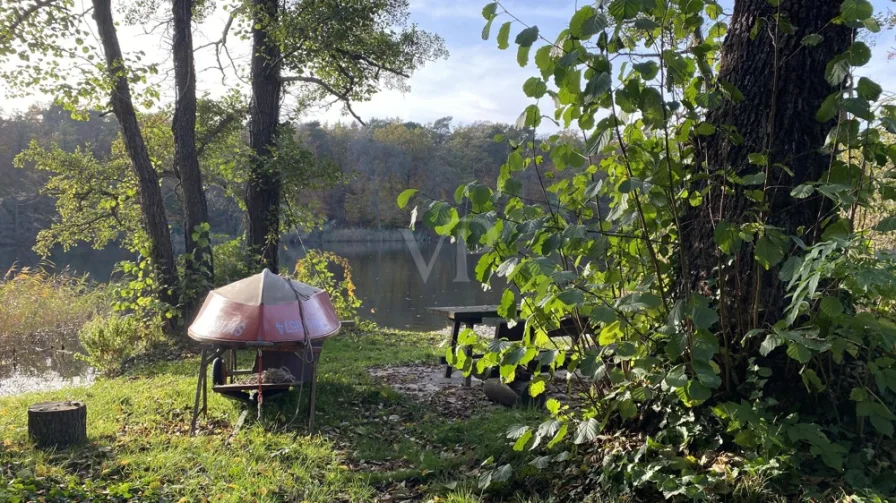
[188,269,341,433]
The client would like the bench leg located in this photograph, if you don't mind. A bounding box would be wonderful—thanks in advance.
[464,323,474,387]
[445,319,461,378]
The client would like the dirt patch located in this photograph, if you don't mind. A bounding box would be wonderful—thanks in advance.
[369,363,590,415]
[368,364,496,419]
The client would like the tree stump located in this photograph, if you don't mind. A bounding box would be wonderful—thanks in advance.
[27,401,87,448]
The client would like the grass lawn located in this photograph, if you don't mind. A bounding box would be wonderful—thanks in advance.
[0,328,550,502]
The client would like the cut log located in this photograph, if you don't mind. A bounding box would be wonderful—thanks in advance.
[28,401,87,448]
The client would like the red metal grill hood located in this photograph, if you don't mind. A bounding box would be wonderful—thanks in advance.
[188,269,341,344]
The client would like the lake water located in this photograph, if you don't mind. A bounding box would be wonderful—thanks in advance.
[0,238,501,394]
[2,238,501,330]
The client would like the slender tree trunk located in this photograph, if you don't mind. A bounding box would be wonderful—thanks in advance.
[682,0,850,337]
[246,0,282,273]
[92,0,177,307]
[172,0,213,306]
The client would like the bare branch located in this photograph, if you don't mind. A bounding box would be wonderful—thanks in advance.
[280,75,366,125]
[330,47,410,78]
[7,0,59,36]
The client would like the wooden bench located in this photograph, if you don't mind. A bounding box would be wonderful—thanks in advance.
[427,305,582,386]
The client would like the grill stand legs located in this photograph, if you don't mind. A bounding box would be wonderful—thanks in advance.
[190,347,209,436]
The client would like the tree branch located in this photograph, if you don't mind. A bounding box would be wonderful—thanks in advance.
[331,47,410,78]
[280,75,366,125]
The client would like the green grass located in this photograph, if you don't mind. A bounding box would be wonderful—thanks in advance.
[0,328,548,502]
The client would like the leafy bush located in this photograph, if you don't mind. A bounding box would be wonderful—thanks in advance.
[212,237,252,287]
[402,1,896,500]
[0,264,107,339]
[76,314,163,376]
[293,250,362,320]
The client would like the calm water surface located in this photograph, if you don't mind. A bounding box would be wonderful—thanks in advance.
[0,239,501,394]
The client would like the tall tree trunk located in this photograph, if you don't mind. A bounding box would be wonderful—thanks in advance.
[246,0,282,273]
[682,0,850,338]
[172,0,213,307]
[92,0,177,307]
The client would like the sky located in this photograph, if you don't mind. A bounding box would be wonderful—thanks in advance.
[1,0,895,128]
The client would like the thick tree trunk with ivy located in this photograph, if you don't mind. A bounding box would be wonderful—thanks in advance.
[92,0,177,307]
[682,0,851,342]
[246,0,282,273]
[172,0,213,307]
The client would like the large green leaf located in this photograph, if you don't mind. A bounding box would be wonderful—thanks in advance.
[396,188,417,209]
[423,202,459,235]
[515,26,539,47]
[856,77,882,101]
[496,21,511,49]
[608,0,643,20]
[754,235,785,270]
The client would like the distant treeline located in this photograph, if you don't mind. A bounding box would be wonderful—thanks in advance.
[0,105,580,249]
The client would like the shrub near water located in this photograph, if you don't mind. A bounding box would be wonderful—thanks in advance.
[76,314,164,376]
[0,265,107,341]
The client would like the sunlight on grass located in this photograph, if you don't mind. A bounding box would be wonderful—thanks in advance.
[0,328,550,502]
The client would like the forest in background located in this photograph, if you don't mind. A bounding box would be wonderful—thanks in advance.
[0,104,573,251]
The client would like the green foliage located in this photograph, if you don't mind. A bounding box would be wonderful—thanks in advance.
[0,263,108,340]
[293,250,362,321]
[402,0,896,499]
[76,314,163,376]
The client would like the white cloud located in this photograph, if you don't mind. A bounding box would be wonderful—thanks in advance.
[303,45,540,126]
[411,0,577,21]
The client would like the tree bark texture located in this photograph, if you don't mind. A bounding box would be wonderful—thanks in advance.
[246,0,282,273]
[172,0,213,304]
[92,0,177,307]
[682,0,850,337]
[28,401,87,448]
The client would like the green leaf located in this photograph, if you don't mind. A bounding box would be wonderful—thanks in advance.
[397,189,418,209]
[570,6,608,38]
[574,418,599,444]
[786,342,812,364]
[496,21,511,49]
[499,289,517,320]
[870,415,894,437]
[482,2,498,19]
[760,334,784,356]
[840,0,873,23]
[583,72,611,103]
[845,42,872,66]
[754,235,785,270]
[874,216,896,233]
[423,202,460,235]
[820,296,844,316]
[691,306,719,331]
[529,379,546,397]
[714,220,742,255]
[517,45,531,67]
[801,34,823,46]
[695,122,716,135]
[791,184,814,199]
[481,17,494,40]
[825,56,850,86]
[515,26,539,47]
[598,320,623,345]
[523,77,547,98]
[516,104,540,128]
[816,92,841,122]
[556,289,584,306]
[856,77,882,101]
[616,292,662,312]
[687,380,711,403]
[633,61,659,80]
[609,0,643,20]
[618,399,637,419]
